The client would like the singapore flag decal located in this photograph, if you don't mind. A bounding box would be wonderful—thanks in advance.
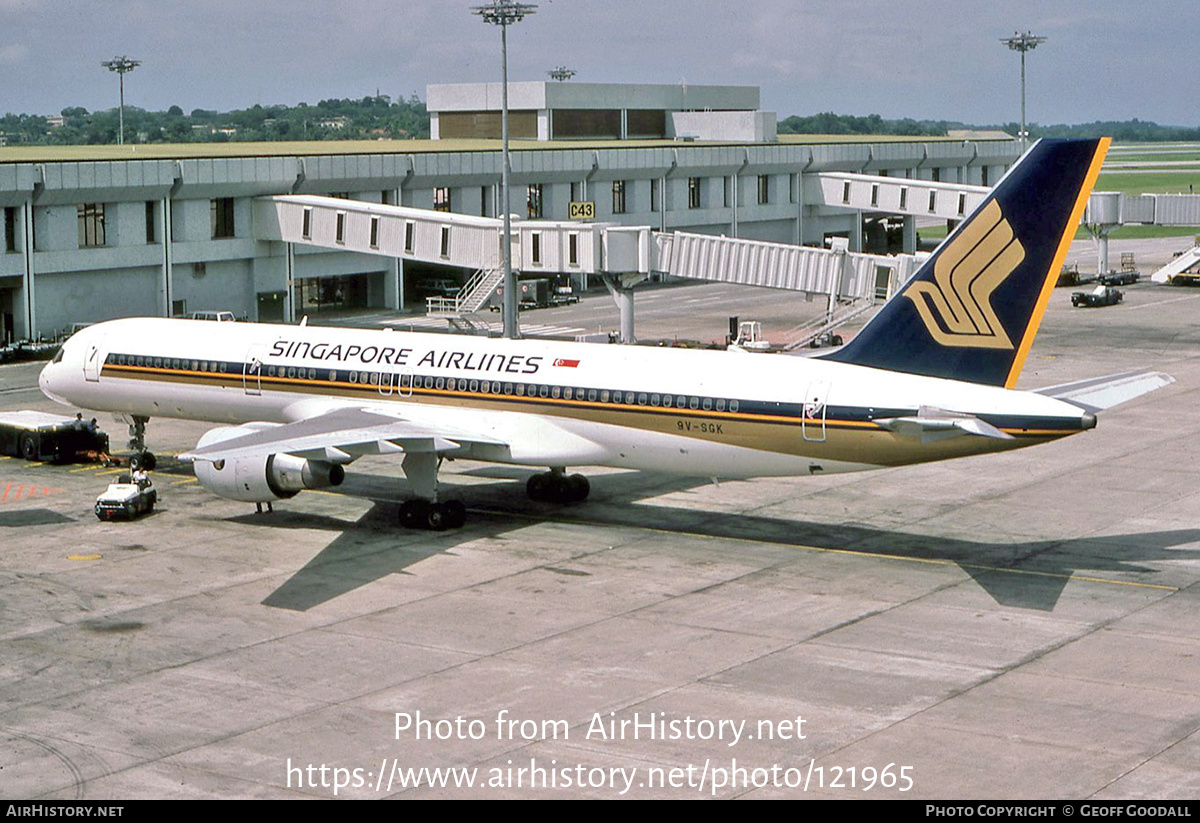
[553,359,580,368]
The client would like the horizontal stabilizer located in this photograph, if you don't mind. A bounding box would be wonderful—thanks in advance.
[876,406,1015,444]
[1034,369,1174,413]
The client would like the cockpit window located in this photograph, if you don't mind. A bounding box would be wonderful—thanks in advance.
[52,347,65,364]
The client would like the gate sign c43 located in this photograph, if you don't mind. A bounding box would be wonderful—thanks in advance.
[568,201,595,221]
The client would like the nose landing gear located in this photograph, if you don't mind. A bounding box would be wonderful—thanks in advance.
[126,415,156,471]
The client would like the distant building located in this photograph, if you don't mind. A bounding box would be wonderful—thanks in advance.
[428,82,775,143]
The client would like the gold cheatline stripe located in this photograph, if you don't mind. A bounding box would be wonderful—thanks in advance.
[103,365,1079,438]
[1006,137,1112,388]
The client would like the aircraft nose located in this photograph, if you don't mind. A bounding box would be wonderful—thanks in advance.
[39,358,68,406]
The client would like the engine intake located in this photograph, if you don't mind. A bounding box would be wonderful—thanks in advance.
[192,425,345,503]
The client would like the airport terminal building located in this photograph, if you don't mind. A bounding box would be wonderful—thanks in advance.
[0,83,1020,342]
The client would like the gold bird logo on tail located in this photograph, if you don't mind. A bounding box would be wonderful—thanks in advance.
[903,200,1025,349]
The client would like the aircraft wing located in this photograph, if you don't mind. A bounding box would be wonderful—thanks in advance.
[1033,369,1175,413]
[178,407,507,464]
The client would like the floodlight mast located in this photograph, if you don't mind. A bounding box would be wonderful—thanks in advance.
[472,1,537,340]
[1000,32,1045,153]
[100,56,141,146]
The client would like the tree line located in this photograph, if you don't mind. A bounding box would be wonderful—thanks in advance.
[1,98,1196,146]
[0,95,429,145]
[777,113,1200,142]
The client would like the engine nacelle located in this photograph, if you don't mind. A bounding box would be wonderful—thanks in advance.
[192,424,345,503]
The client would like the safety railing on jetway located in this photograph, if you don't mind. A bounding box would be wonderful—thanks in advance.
[653,231,923,301]
[1086,191,1200,228]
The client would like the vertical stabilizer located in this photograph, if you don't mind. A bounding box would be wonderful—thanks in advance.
[826,138,1110,387]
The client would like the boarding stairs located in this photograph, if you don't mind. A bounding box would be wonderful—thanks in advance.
[445,314,493,336]
[426,267,505,317]
[1150,245,1200,284]
[779,297,878,351]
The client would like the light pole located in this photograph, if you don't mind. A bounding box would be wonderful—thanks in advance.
[101,55,141,146]
[1000,32,1045,153]
[472,0,537,340]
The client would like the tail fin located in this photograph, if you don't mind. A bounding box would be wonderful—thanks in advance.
[826,137,1109,387]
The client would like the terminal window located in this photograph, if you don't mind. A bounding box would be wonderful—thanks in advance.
[77,203,106,247]
[211,198,235,238]
[434,187,452,213]
[688,177,701,209]
[4,207,16,252]
[612,180,626,215]
[145,201,157,244]
[527,184,543,219]
[758,175,770,205]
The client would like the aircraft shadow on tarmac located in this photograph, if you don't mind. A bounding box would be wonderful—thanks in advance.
[240,471,1200,613]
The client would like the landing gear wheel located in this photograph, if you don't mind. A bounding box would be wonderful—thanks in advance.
[527,471,591,504]
[399,499,466,530]
[425,505,448,531]
[399,499,428,529]
[443,500,467,529]
[566,473,590,502]
[20,436,37,461]
[526,473,550,502]
[129,451,156,471]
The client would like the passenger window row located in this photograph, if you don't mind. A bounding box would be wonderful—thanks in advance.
[108,353,744,415]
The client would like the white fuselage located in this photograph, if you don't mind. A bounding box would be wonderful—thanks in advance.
[39,317,1092,479]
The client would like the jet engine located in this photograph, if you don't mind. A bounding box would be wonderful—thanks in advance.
[191,424,345,503]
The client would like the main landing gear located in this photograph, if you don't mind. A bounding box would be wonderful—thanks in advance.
[396,458,594,531]
[399,498,466,531]
[126,415,157,471]
[526,469,590,504]
[397,451,466,531]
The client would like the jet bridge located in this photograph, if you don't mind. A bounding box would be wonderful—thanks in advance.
[809,173,990,221]
[254,194,926,343]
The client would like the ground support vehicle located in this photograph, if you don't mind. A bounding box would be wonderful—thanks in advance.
[1072,285,1124,307]
[0,411,110,463]
[94,473,156,521]
[1099,271,1139,286]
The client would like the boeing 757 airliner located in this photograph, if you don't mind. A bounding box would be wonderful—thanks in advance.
[39,138,1172,529]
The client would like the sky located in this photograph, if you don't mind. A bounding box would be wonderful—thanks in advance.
[0,0,1191,126]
